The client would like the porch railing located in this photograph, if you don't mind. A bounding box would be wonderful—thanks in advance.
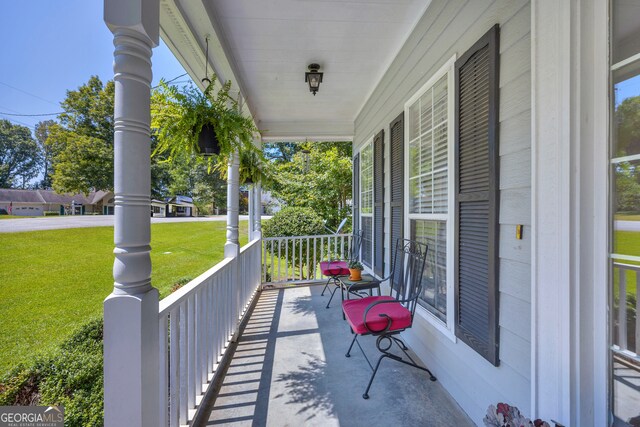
[262,233,351,285]
[157,238,262,426]
[613,262,640,363]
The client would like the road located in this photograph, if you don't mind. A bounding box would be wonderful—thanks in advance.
[0,215,261,233]
[615,220,640,232]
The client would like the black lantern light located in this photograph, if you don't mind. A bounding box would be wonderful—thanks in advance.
[305,63,323,96]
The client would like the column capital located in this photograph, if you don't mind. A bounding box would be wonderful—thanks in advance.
[104,0,159,46]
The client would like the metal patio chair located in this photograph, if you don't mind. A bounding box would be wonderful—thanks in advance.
[319,229,363,308]
[342,238,437,399]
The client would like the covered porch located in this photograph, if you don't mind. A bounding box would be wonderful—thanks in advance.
[101,0,622,426]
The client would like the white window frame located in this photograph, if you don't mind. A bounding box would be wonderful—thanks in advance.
[403,55,456,341]
[359,137,374,272]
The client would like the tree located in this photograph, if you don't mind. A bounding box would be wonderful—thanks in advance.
[616,95,640,157]
[159,151,227,215]
[266,141,352,230]
[47,76,115,194]
[0,119,41,188]
[34,120,57,189]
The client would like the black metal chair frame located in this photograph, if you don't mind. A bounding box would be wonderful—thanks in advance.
[343,239,437,399]
[320,230,363,308]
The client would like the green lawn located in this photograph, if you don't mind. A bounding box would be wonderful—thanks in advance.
[0,221,248,374]
[615,214,640,221]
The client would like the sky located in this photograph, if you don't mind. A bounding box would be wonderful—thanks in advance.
[0,0,193,132]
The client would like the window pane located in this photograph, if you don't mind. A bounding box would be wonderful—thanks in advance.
[361,216,373,267]
[420,174,433,214]
[420,90,433,132]
[407,71,449,217]
[613,73,640,158]
[409,138,420,183]
[433,75,448,126]
[433,122,448,170]
[612,160,640,259]
[412,219,447,321]
[419,132,433,177]
[432,169,448,214]
[409,103,420,141]
[409,176,420,214]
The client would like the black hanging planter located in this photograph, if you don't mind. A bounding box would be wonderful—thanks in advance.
[197,123,220,156]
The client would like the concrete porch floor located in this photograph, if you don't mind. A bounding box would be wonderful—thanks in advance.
[202,285,474,426]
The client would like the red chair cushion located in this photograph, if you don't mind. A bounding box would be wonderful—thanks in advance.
[320,260,349,276]
[342,296,412,334]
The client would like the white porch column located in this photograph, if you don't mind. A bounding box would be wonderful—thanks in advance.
[225,151,240,258]
[103,1,159,426]
[253,181,262,239]
[248,187,255,241]
[531,1,608,426]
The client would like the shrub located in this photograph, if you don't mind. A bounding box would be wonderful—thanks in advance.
[0,319,104,426]
[262,206,324,238]
[44,212,60,216]
[262,207,325,280]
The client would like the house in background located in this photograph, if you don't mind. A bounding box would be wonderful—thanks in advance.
[90,190,115,215]
[0,189,116,215]
[165,195,196,217]
[101,0,638,426]
[0,189,46,216]
[151,199,167,217]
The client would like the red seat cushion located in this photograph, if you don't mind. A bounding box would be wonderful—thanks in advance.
[342,296,412,334]
[320,260,349,276]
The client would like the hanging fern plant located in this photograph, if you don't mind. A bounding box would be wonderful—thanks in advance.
[151,74,265,183]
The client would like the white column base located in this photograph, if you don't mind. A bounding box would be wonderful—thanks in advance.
[104,288,159,427]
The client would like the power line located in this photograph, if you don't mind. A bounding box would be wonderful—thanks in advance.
[152,72,189,89]
[0,111,62,117]
[0,81,59,106]
[0,72,192,118]
[0,115,36,129]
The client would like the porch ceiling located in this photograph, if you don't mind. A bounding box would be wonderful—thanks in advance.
[159,0,431,141]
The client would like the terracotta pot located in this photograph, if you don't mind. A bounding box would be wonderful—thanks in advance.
[349,268,362,281]
[197,123,220,156]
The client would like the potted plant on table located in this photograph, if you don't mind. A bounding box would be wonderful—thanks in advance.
[151,73,265,181]
[348,260,364,281]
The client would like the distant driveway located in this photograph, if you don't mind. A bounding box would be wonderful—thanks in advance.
[0,215,256,233]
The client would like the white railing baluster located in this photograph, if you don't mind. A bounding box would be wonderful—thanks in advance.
[619,271,628,351]
[199,288,207,390]
[169,306,180,427]
[187,296,195,409]
[179,302,187,425]
[159,314,168,427]
[277,240,282,281]
[313,238,317,280]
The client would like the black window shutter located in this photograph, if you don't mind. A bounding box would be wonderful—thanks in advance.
[389,112,404,255]
[454,24,500,366]
[373,129,385,277]
[353,153,360,234]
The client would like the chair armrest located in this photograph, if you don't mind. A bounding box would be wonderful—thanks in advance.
[361,299,399,334]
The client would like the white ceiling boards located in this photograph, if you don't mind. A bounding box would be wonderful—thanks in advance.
[160,0,430,141]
